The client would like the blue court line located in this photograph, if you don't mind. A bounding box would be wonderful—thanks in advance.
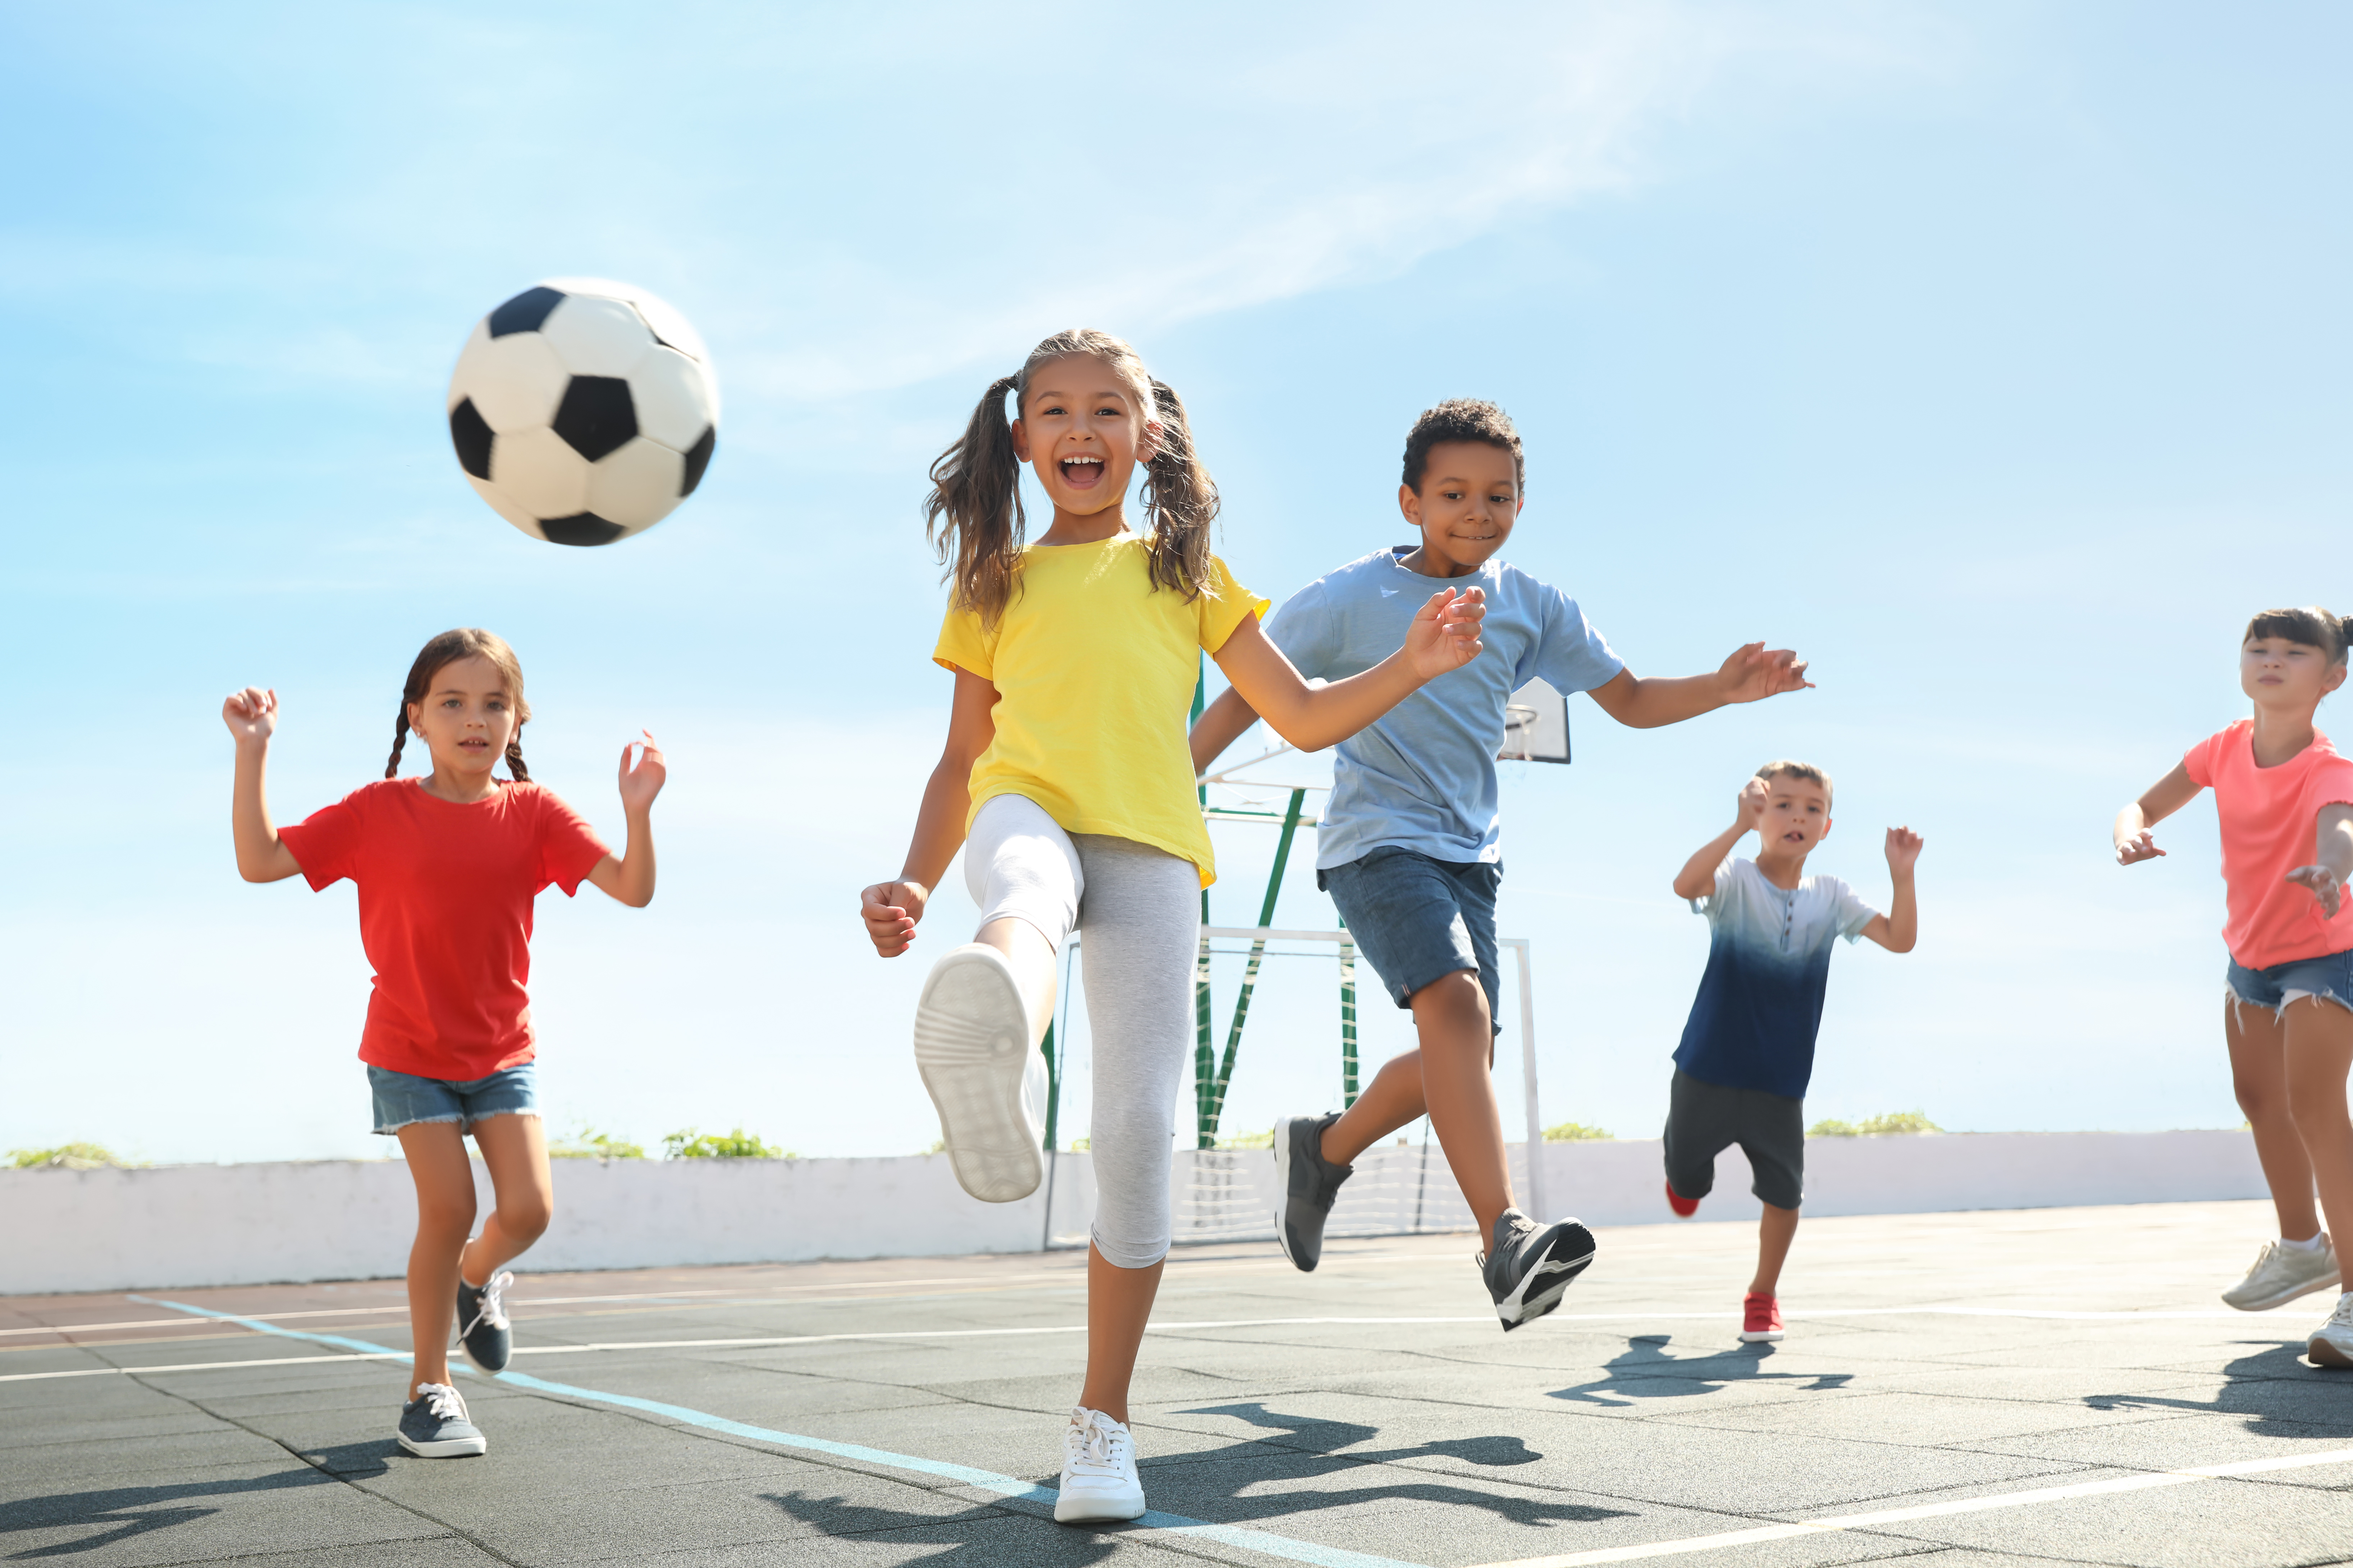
[129,1296,1428,1568]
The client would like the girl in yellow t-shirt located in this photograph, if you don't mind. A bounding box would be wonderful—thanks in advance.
[858,327,1485,1524]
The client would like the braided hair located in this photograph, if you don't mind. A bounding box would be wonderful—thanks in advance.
[385,628,533,781]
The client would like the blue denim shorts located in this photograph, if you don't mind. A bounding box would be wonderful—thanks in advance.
[1319,847,1503,1035]
[368,1062,540,1136]
[2225,949,2353,1021]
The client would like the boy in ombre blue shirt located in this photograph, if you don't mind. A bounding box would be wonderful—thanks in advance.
[1665,761,1924,1343]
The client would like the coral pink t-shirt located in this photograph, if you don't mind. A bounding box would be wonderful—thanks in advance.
[278,778,611,1080]
[2183,720,2353,970]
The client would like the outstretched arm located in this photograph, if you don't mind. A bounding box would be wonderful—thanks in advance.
[1587,642,1812,730]
[1672,778,1765,900]
[2287,803,2353,918]
[1861,827,1923,952]
[1190,686,1264,779]
[1211,590,1482,753]
[2114,762,2201,865]
[860,667,997,957]
[223,687,303,884]
[585,732,665,908]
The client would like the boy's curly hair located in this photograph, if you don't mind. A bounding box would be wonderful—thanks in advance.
[1401,398,1524,494]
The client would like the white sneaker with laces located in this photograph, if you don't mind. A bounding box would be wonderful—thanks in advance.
[1054,1406,1146,1524]
[2306,1291,2353,1368]
[2221,1235,2339,1311]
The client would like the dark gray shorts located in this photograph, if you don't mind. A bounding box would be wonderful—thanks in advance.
[1662,1069,1804,1210]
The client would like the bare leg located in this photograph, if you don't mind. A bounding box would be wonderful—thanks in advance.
[1750,1203,1799,1296]
[1401,971,1514,1239]
[394,1123,476,1399]
[2283,998,2353,1250]
[978,916,1057,1046]
[2230,996,2322,1239]
[460,1114,553,1287]
[1075,1244,1164,1425]
[1321,1049,1430,1165]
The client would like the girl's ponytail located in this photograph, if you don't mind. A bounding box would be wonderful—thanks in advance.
[1139,377,1219,602]
[923,375,1027,627]
[385,709,411,779]
[503,735,531,782]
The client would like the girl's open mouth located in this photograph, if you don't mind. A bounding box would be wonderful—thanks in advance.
[1058,455,1105,489]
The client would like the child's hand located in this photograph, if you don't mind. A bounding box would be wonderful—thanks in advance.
[2115,830,2164,866]
[861,880,929,957]
[1404,587,1486,680]
[1735,777,1768,830]
[1885,825,1925,873]
[2288,863,2344,918]
[1715,643,1814,704]
[222,687,279,747]
[618,730,666,813]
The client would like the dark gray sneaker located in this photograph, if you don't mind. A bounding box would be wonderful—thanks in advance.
[397,1382,486,1458]
[1480,1208,1596,1331]
[1274,1113,1353,1272]
[455,1269,513,1374]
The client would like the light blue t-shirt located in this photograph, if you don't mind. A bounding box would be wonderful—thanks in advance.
[1673,857,1879,1099]
[1265,547,1623,869]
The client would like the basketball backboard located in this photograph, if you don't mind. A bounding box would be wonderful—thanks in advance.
[1500,677,1569,764]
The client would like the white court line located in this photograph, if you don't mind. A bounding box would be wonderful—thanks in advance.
[1468,1448,2353,1567]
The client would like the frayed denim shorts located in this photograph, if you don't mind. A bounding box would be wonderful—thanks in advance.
[368,1062,539,1136]
[2225,949,2353,1022]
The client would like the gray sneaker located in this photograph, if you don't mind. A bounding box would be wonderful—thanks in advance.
[1273,1114,1352,1272]
[1479,1208,1595,1331]
[2222,1235,2339,1311]
[456,1269,514,1373]
[398,1382,486,1458]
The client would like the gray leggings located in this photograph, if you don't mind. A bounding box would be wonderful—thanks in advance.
[967,795,1200,1267]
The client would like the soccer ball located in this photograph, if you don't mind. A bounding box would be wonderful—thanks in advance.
[445,279,718,546]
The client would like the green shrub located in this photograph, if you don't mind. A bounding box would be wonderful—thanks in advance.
[8,1143,140,1170]
[1216,1130,1275,1150]
[1810,1110,1941,1138]
[923,1138,947,1155]
[1543,1122,1613,1142]
[1067,1137,1090,1152]
[663,1127,794,1160]
[548,1127,645,1160]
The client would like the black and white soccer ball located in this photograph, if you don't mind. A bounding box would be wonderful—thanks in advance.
[445,278,718,546]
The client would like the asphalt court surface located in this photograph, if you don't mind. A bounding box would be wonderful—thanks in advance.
[5,1199,2351,1567]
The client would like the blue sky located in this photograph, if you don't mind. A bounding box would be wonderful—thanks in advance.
[3,2,2348,1165]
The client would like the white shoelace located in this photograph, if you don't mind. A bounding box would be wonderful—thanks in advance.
[415,1382,468,1421]
[2325,1294,2353,1331]
[1065,1407,1132,1480]
[463,1270,514,1335]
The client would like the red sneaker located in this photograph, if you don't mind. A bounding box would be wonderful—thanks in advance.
[1664,1180,1699,1219]
[1739,1292,1784,1343]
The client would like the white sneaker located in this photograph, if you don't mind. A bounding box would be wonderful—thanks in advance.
[2307,1292,2353,1368]
[1054,1406,1146,1524]
[913,943,1042,1203]
[2221,1235,2339,1311]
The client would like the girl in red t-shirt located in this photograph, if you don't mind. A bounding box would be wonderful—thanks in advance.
[2115,606,2353,1366]
[223,627,664,1458]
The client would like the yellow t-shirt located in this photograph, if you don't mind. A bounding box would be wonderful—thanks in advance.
[933,533,1267,888]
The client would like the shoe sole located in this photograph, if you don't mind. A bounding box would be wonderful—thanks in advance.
[914,947,1041,1204]
[2224,1266,2341,1312]
[2309,1334,2353,1368]
[1273,1117,1318,1273]
[398,1432,488,1458]
[1737,1329,1785,1343]
[458,1334,511,1375]
[1495,1222,1597,1331]
[1055,1490,1147,1524]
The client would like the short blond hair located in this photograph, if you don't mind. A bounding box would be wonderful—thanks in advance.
[1755,759,1832,808]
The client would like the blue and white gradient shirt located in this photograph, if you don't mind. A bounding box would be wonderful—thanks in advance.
[1264,548,1623,870]
[1673,856,1879,1100]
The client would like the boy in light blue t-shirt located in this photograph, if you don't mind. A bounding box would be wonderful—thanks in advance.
[1190,398,1815,1329]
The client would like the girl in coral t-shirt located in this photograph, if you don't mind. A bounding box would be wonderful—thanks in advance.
[223,627,663,1459]
[2116,606,2353,1365]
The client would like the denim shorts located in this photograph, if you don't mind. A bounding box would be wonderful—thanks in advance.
[368,1062,540,1136]
[1318,847,1502,1035]
[2225,949,2353,1021]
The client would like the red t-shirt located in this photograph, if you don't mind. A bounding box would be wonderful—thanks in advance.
[278,778,612,1080]
[2183,720,2353,970]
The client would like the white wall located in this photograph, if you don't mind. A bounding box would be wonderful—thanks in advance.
[0,1130,2266,1297]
